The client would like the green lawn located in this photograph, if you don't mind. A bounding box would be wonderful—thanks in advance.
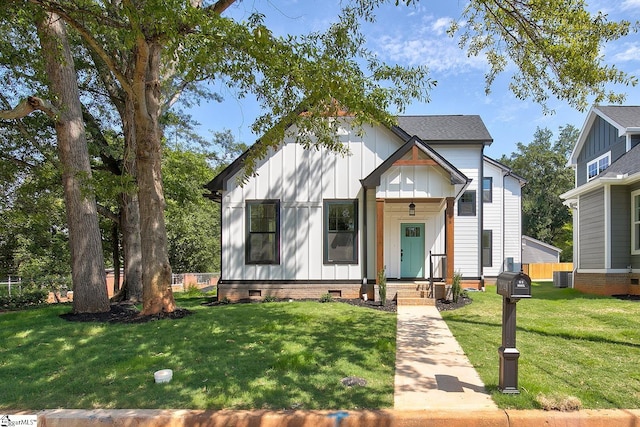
[441,282,640,409]
[0,295,396,410]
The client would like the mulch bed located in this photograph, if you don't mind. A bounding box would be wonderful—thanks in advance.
[612,294,640,301]
[59,303,192,324]
[58,293,474,324]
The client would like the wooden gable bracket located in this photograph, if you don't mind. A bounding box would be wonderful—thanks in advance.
[393,145,437,166]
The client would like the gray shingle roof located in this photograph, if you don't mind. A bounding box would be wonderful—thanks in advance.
[396,115,493,143]
[596,106,640,129]
[602,141,640,177]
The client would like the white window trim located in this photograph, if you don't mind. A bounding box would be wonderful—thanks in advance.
[632,189,640,255]
[586,151,611,181]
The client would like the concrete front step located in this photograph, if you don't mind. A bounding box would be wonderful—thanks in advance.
[397,297,435,306]
[396,290,435,306]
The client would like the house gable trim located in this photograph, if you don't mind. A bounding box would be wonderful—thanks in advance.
[361,136,469,189]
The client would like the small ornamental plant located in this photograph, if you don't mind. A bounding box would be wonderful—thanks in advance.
[451,271,462,303]
[377,267,387,306]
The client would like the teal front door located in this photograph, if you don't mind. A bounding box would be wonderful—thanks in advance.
[401,223,425,278]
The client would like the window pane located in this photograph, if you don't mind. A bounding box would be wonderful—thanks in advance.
[246,201,279,264]
[328,203,355,231]
[482,230,492,267]
[483,178,492,202]
[249,234,275,262]
[458,191,476,216]
[250,203,276,232]
[598,156,609,172]
[324,200,358,263]
[327,232,355,262]
[405,227,420,237]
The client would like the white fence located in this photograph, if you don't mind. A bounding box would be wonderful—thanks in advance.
[0,277,23,296]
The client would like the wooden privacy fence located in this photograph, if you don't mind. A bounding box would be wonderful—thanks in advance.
[523,263,573,281]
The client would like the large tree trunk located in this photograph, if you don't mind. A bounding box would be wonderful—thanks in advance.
[118,99,143,303]
[37,11,109,313]
[134,40,176,315]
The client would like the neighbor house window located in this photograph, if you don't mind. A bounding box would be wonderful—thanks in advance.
[458,190,476,216]
[246,200,280,264]
[324,200,358,264]
[587,152,610,181]
[482,230,493,267]
[633,190,640,255]
[483,177,493,203]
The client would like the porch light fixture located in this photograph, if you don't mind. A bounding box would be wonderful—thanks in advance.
[409,202,415,216]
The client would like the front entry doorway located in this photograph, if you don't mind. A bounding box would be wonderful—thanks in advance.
[401,223,425,278]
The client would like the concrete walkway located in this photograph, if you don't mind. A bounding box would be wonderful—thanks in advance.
[394,305,498,411]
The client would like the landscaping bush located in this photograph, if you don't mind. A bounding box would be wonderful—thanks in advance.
[0,288,48,310]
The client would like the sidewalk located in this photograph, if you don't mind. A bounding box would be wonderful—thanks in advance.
[394,305,497,411]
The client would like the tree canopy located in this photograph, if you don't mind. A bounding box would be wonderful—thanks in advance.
[1,0,636,311]
[500,125,578,260]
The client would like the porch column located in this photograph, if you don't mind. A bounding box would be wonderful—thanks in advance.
[446,197,455,284]
[376,198,385,276]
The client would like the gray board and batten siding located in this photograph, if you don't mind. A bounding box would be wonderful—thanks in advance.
[576,116,627,186]
[610,185,631,269]
[579,187,605,269]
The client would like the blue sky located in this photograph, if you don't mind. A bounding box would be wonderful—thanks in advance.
[191,0,640,160]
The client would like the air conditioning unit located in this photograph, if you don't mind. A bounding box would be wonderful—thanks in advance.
[553,271,571,288]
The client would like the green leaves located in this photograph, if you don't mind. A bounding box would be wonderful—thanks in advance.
[457,0,637,111]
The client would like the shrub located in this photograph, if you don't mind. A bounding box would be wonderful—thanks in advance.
[319,293,333,303]
[183,284,203,297]
[0,288,48,310]
[262,295,278,303]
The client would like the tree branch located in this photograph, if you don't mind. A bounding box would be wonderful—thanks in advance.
[0,96,59,120]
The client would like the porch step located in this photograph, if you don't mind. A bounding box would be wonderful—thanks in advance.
[397,296,436,306]
[396,288,435,306]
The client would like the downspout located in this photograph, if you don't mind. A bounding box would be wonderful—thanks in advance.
[362,185,368,288]
[479,146,485,289]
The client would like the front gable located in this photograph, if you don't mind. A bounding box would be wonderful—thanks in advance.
[361,137,469,200]
[570,106,640,187]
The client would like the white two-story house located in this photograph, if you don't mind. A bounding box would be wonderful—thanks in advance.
[205,114,524,302]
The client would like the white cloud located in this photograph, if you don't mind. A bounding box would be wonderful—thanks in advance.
[374,26,488,75]
[430,17,452,36]
[622,0,640,10]
[612,43,640,62]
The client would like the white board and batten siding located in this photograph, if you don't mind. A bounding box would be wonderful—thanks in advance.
[221,122,401,282]
[376,160,452,278]
[482,160,523,276]
[432,144,483,278]
[482,160,505,277]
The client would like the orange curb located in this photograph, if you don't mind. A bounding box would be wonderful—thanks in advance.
[33,408,640,427]
[505,409,640,427]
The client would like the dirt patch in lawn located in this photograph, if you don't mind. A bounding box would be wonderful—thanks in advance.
[60,303,192,323]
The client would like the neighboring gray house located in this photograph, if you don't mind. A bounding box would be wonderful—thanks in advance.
[521,235,561,264]
[561,105,640,296]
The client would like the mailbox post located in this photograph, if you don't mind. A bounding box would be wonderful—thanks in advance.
[496,271,531,394]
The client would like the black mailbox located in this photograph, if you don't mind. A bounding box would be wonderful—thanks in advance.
[496,271,531,299]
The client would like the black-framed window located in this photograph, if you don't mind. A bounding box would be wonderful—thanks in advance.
[458,190,476,216]
[324,200,358,264]
[482,230,493,267]
[482,177,493,203]
[246,200,280,264]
